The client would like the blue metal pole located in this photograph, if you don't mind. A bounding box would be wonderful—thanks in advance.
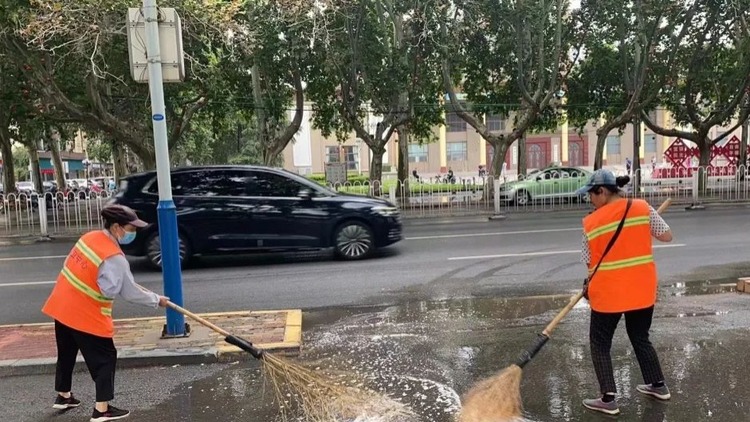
[143,0,185,336]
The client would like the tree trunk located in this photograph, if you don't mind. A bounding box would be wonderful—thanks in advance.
[517,134,527,177]
[741,117,748,174]
[397,130,409,199]
[483,141,511,201]
[112,140,128,184]
[632,116,642,194]
[594,132,607,170]
[369,146,385,196]
[27,145,43,194]
[697,136,711,195]
[0,131,16,195]
[251,64,269,154]
[48,128,67,190]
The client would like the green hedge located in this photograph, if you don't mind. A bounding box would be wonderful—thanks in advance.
[307,174,370,184]
[334,182,482,196]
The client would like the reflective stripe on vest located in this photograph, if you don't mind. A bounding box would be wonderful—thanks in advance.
[60,266,114,304]
[585,215,650,241]
[75,239,105,266]
[588,254,654,275]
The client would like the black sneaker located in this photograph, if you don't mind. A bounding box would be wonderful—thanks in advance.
[90,405,130,421]
[52,394,81,410]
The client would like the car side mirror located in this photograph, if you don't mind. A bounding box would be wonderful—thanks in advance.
[298,189,313,200]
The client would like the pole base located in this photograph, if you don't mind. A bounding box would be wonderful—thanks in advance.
[160,323,192,339]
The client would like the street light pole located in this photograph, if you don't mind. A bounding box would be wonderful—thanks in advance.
[143,0,186,337]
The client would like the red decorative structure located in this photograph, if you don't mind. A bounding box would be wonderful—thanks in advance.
[654,136,742,178]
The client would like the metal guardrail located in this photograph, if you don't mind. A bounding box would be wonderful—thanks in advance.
[1,191,114,238]
[330,165,750,216]
[1,165,748,238]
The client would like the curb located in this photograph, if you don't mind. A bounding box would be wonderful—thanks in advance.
[0,310,303,377]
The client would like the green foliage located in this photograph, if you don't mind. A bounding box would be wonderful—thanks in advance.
[444,0,574,130]
[11,145,29,181]
[306,0,444,182]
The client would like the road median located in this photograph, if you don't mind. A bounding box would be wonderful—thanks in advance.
[0,309,302,377]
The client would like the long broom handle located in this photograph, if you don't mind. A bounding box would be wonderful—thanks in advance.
[166,301,232,337]
[165,301,265,359]
[516,197,673,368]
[132,283,230,336]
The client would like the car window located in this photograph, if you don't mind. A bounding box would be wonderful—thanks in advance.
[248,171,307,197]
[146,170,252,197]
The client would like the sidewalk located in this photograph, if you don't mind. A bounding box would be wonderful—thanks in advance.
[0,309,302,377]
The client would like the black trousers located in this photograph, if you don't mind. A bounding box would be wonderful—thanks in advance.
[54,320,117,402]
[589,306,665,394]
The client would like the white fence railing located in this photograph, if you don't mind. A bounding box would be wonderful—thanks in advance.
[1,191,114,238]
[328,165,750,216]
[1,166,748,238]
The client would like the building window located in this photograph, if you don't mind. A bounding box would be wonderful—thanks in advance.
[648,110,658,124]
[645,135,657,153]
[486,114,505,132]
[606,136,621,154]
[325,146,340,163]
[446,112,466,132]
[447,141,468,161]
[342,145,359,170]
[408,144,428,163]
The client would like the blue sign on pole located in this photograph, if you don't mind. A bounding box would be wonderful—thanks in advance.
[153,114,165,121]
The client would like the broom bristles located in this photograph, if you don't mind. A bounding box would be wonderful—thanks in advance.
[260,352,415,421]
[458,364,523,422]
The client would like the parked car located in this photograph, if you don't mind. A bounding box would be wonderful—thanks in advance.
[109,165,403,269]
[497,166,593,205]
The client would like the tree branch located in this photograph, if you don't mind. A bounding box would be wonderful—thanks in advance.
[641,109,693,139]
[168,95,208,149]
[274,69,305,149]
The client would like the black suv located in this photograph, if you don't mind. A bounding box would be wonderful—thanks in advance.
[110,165,402,268]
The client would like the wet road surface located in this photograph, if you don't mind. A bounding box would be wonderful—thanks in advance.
[4,283,750,421]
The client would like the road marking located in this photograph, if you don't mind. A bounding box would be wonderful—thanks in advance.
[405,227,581,241]
[0,255,67,262]
[0,280,56,287]
[448,243,687,261]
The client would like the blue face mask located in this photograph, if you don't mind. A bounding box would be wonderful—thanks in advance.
[118,230,137,245]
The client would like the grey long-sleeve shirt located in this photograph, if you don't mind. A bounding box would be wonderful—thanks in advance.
[96,231,160,308]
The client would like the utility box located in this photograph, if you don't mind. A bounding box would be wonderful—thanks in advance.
[127,7,185,83]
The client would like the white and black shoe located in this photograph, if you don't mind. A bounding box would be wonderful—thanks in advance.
[90,405,130,421]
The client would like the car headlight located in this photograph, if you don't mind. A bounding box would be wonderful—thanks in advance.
[372,205,399,217]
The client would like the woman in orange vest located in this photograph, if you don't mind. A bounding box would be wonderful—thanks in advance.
[42,204,169,422]
[575,169,673,416]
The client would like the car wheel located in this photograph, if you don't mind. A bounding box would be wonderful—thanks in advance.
[333,221,374,260]
[146,232,191,270]
[515,190,531,206]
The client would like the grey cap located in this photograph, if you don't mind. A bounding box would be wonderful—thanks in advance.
[575,169,618,195]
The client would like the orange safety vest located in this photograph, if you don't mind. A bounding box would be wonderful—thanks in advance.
[42,231,123,338]
[583,198,658,313]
